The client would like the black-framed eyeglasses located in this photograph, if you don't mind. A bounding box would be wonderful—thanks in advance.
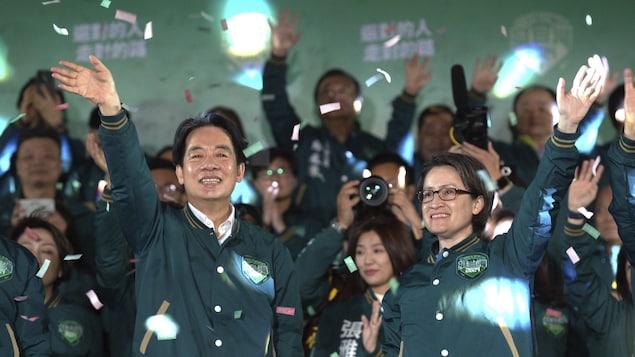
[417,187,472,203]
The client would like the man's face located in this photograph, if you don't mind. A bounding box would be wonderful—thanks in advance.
[175,126,244,207]
[315,74,358,132]
[16,137,62,188]
[151,168,186,208]
[514,89,557,142]
[417,112,454,162]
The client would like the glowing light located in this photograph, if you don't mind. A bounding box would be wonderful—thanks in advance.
[615,108,625,122]
[233,66,263,90]
[225,12,270,57]
[493,45,544,98]
[353,98,363,113]
[585,14,593,26]
[145,314,179,340]
[362,169,372,178]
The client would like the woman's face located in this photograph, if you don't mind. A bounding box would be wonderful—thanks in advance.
[355,230,394,295]
[17,228,62,288]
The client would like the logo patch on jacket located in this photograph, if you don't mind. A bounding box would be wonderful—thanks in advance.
[242,256,270,284]
[0,255,14,282]
[542,308,568,336]
[58,320,84,345]
[456,253,489,279]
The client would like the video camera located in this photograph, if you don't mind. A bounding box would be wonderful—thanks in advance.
[451,64,490,150]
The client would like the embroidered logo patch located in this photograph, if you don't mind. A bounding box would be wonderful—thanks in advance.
[542,309,568,336]
[242,256,270,284]
[58,320,84,345]
[0,255,14,282]
[456,253,489,279]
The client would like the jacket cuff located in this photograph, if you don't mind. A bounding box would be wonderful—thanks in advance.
[617,135,635,155]
[100,187,113,203]
[563,220,585,238]
[98,107,128,131]
[550,125,580,149]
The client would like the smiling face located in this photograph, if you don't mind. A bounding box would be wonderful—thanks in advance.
[355,230,394,295]
[175,126,244,208]
[17,228,62,289]
[421,165,483,244]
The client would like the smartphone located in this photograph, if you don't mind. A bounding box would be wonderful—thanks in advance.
[20,198,55,217]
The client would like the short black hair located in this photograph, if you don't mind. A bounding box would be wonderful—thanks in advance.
[366,151,415,186]
[172,112,247,167]
[616,246,632,306]
[417,104,454,131]
[17,126,61,154]
[147,158,176,172]
[16,76,67,110]
[89,107,101,130]
[313,69,361,104]
[250,147,298,180]
[512,85,556,114]
[207,106,246,139]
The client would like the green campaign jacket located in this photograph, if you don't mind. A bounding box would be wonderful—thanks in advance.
[47,293,103,357]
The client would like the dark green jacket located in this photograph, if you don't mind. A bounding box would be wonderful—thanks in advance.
[0,236,50,356]
[98,111,303,356]
[382,128,579,357]
[262,60,416,225]
[312,290,382,357]
[48,293,103,357]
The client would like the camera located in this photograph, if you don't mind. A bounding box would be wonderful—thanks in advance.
[454,106,490,150]
[358,175,390,207]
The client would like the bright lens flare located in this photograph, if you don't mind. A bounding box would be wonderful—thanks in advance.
[226,13,269,57]
[493,45,544,98]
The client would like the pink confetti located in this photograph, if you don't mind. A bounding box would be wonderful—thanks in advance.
[545,308,562,318]
[385,23,396,34]
[115,9,137,25]
[20,315,39,322]
[501,25,507,38]
[25,227,40,241]
[85,289,104,310]
[276,306,296,316]
[592,155,601,176]
[220,19,228,31]
[54,103,69,111]
[291,124,300,141]
[436,26,448,34]
[184,89,192,103]
[319,102,340,115]
[566,247,580,264]
[129,258,139,264]
[14,296,28,302]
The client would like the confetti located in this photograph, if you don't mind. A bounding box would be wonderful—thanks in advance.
[25,227,40,241]
[85,289,104,310]
[545,308,563,318]
[592,155,601,176]
[389,277,399,295]
[397,166,406,189]
[145,314,179,340]
[477,170,497,192]
[330,353,340,357]
[585,14,592,26]
[143,21,153,40]
[384,34,401,48]
[200,11,214,22]
[36,259,50,278]
[100,0,111,8]
[54,103,69,110]
[582,223,600,239]
[42,0,60,5]
[115,9,137,25]
[364,74,383,87]
[261,93,275,101]
[64,254,83,261]
[500,25,507,37]
[53,24,69,36]
[577,207,594,219]
[9,113,25,124]
[20,315,40,322]
[121,102,139,113]
[243,141,265,158]
[220,18,228,31]
[184,89,192,103]
[319,102,341,115]
[566,246,580,264]
[233,310,243,319]
[275,306,296,316]
[14,296,28,302]
[385,23,396,34]
[291,124,300,141]
[376,68,392,83]
[307,305,316,316]
[344,256,357,273]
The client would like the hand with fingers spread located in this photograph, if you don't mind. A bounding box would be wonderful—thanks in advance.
[404,53,432,96]
[556,54,606,133]
[623,68,635,140]
[268,9,302,58]
[362,300,382,353]
[51,55,121,115]
[471,55,503,94]
[567,159,604,214]
[460,141,503,182]
[388,187,423,239]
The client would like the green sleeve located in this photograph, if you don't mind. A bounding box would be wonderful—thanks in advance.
[16,252,51,356]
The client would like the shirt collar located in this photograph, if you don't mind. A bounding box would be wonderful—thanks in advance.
[188,202,236,244]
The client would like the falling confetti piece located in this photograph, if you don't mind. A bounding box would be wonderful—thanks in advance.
[477,170,497,192]
[54,103,69,110]
[42,0,60,5]
[115,9,137,25]
[385,23,396,34]
[144,21,153,40]
[501,25,507,37]
[9,113,25,124]
[582,223,600,239]
[566,247,580,264]
[184,89,192,103]
[64,254,83,261]
[100,0,111,8]
[291,124,300,141]
[592,155,601,176]
[14,296,28,302]
[25,227,40,241]
[261,93,275,101]
[344,256,357,273]
[577,207,594,219]
[389,277,399,295]
[307,305,316,316]
[36,259,51,278]
[200,11,214,22]
[233,310,243,319]
[20,315,40,322]
[53,24,69,36]
[384,34,400,48]
[145,314,179,340]
[330,353,340,357]
[85,289,104,310]
[243,141,265,158]
[319,102,341,114]
[275,306,296,316]
[397,166,406,189]
[364,74,383,87]
[121,102,139,113]
[376,68,392,83]
[585,14,592,26]
[220,18,228,31]
[545,308,563,318]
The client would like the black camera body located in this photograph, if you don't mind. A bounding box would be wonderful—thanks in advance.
[451,65,489,150]
[358,175,390,207]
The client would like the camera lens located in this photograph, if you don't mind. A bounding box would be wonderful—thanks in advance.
[358,176,389,207]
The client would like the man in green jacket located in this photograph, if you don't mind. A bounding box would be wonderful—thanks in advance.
[51,55,303,356]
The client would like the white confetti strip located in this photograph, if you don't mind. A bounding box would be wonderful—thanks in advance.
[53,24,69,36]
[64,254,83,261]
[376,68,392,83]
[592,155,601,176]
[115,9,137,25]
[384,34,401,48]
[364,74,383,87]
[566,247,580,264]
[319,102,341,115]
[477,170,497,192]
[291,124,300,141]
[143,22,153,40]
[36,259,50,278]
[501,25,507,37]
[14,296,28,302]
[145,314,179,340]
[42,0,60,5]
[344,256,357,273]
[85,289,104,310]
[577,207,594,219]
[200,11,214,22]
[585,14,592,26]
[397,166,406,189]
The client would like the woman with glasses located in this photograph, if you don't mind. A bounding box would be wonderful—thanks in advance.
[382,56,606,356]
